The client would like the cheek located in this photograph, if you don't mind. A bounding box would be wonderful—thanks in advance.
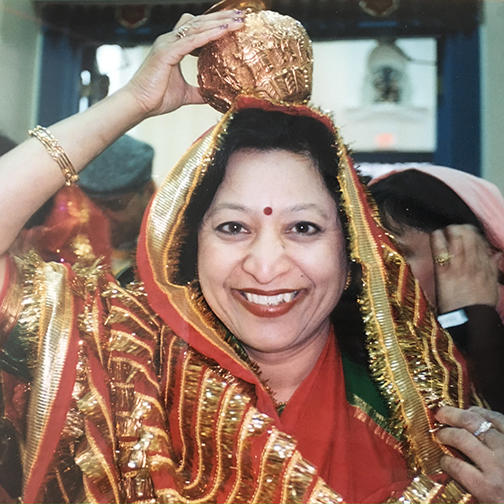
[303,236,349,298]
[197,231,233,302]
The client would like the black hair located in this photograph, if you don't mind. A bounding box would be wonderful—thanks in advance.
[174,108,344,285]
[368,169,484,236]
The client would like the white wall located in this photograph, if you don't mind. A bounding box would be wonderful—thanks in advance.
[312,38,436,152]
[480,0,504,192]
[0,0,41,144]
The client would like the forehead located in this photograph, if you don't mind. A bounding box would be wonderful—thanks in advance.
[213,148,334,208]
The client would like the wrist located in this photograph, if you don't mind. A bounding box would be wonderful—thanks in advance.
[111,86,152,127]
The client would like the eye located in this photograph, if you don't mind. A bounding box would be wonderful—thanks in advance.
[215,221,248,235]
[289,221,321,235]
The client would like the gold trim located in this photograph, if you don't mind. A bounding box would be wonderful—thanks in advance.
[176,351,195,474]
[390,474,472,504]
[103,280,160,331]
[226,406,264,503]
[106,305,158,339]
[76,432,121,503]
[183,368,215,492]
[110,355,160,391]
[109,329,155,360]
[336,137,465,474]
[350,399,403,453]
[308,477,344,503]
[23,261,76,490]
[145,111,258,372]
[82,477,99,504]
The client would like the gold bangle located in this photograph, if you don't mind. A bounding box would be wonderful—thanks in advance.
[28,125,79,186]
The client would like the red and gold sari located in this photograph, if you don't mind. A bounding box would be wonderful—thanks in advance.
[0,96,478,503]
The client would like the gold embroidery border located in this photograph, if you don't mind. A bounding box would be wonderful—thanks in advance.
[144,110,258,372]
[336,134,447,474]
[23,262,76,495]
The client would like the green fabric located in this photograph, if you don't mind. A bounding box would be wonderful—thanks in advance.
[342,352,398,437]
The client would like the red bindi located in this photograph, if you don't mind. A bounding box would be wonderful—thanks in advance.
[263,206,273,215]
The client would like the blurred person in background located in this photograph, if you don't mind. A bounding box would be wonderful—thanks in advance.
[368,166,504,412]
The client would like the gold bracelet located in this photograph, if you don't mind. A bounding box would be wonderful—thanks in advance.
[28,125,79,186]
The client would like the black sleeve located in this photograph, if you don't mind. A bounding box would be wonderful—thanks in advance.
[445,305,504,413]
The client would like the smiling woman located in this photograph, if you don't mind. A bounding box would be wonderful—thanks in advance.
[197,144,347,403]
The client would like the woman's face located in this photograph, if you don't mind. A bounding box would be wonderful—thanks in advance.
[197,148,348,358]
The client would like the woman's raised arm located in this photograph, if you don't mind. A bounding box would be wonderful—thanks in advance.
[0,10,244,257]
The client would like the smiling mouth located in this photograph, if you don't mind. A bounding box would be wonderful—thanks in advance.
[242,291,298,306]
[232,289,303,317]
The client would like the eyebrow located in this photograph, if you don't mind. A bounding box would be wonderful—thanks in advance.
[287,204,330,219]
[208,203,249,215]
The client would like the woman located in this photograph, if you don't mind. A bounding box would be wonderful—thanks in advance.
[368,167,504,412]
[0,6,503,504]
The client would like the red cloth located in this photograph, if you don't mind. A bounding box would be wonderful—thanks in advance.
[20,186,112,264]
[272,331,408,502]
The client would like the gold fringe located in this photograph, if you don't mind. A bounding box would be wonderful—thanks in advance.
[388,474,472,503]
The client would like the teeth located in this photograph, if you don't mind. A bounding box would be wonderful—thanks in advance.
[243,291,297,306]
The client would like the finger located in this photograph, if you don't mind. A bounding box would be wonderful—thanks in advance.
[469,406,504,433]
[431,228,449,258]
[431,229,454,269]
[157,20,245,67]
[437,406,504,459]
[436,405,486,429]
[174,9,243,29]
[439,454,489,501]
[443,225,465,258]
[176,22,244,55]
[174,12,195,29]
[174,10,245,36]
[437,426,494,471]
[490,250,502,272]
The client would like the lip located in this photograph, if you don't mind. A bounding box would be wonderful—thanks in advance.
[232,288,305,318]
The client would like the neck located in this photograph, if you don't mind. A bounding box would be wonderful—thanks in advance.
[246,321,331,404]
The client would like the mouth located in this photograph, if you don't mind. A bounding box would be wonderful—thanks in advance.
[242,290,298,306]
[232,288,303,317]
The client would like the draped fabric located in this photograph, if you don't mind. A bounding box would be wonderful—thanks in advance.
[17,185,112,265]
[0,99,478,503]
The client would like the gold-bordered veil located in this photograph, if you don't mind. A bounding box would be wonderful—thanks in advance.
[136,2,476,499]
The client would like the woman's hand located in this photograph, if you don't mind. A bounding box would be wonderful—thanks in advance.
[435,405,504,503]
[124,9,244,117]
[431,224,501,313]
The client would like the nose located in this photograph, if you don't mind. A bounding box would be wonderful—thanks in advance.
[241,230,291,283]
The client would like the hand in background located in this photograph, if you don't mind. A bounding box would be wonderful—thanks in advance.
[431,224,501,313]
